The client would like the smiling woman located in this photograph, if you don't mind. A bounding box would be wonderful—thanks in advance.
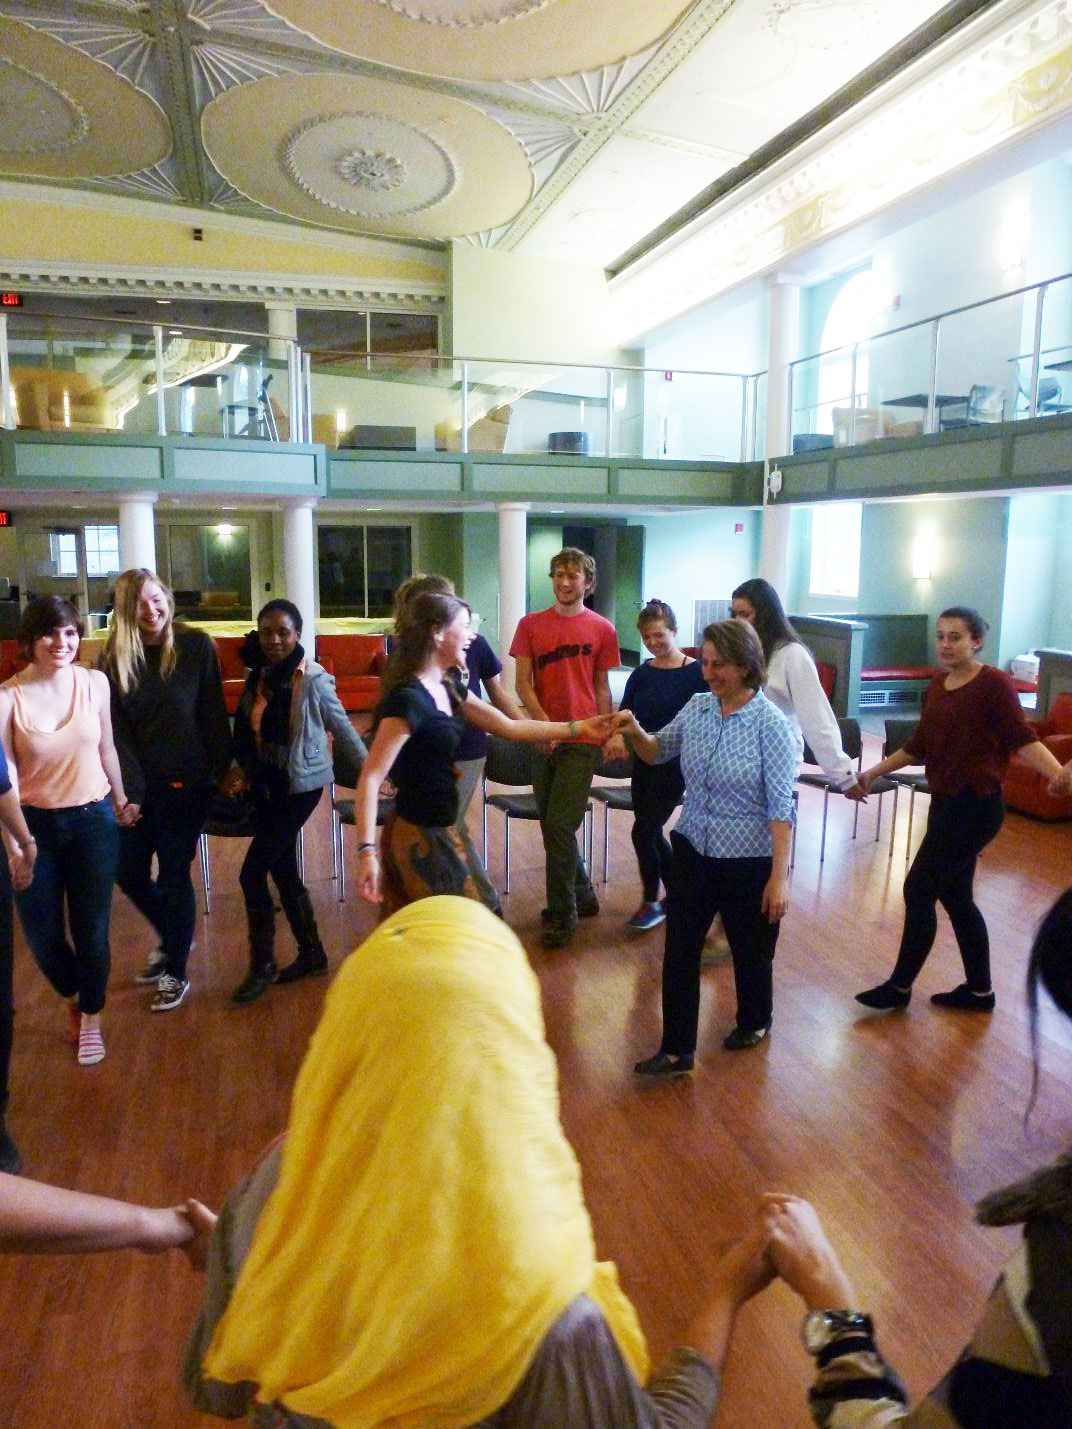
[0,596,132,1068]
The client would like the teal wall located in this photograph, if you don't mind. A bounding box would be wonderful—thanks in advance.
[459,512,502,650]
[416,513,464,592]
[999,493,1063,666]
[627,507,761,645]
[527,524,564,613]
[1051,497,1072,651]
[788,496,1012,664]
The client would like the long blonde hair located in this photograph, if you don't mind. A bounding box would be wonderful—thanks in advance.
[102,568,178,693]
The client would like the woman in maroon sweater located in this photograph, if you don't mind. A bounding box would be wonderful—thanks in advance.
[854,606,1071,1013]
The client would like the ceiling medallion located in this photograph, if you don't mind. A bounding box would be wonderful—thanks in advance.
[337,149,408,191]
[283,113,458,218]
[371,0,555,27]
[0,57,89,154]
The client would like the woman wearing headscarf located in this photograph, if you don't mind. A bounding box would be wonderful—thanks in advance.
[186,896,771,1427]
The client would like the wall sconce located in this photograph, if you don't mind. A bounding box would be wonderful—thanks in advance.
[215,523,234,541]
[766,466,783,501]
[911,530,933,579]
[613,386,627,411]
[336,408,347,433]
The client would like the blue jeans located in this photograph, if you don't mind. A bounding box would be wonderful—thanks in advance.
[15,797,119,1015]
[117,782,211,980]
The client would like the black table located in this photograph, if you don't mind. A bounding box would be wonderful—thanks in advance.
[884,393,969,409]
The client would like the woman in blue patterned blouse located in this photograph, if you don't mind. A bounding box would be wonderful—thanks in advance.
[615,618,798,1070]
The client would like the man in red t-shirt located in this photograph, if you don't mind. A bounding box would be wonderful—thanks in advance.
[510,548,620,947]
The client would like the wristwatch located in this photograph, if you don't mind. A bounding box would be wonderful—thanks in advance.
[802,1309,873,1355]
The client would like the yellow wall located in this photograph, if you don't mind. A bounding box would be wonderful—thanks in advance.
[0,192,445,287]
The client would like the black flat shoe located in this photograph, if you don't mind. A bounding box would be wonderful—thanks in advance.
[855,982,911,1010]
[722,1024,770,1051]
[633,1051,694,1077]
[930,983,995,1011]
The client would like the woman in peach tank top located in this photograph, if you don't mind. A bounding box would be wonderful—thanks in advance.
[0,598,134,1067]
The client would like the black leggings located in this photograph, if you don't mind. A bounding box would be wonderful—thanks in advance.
[239,788,322,912]
[630,759,684,903]
[890,790,1005,992]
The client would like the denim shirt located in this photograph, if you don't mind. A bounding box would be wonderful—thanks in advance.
[654,689,797,857]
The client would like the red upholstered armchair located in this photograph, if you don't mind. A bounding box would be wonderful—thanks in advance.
[1003,693,1072,820]
[314,635,387,714]
[214,636,250,716]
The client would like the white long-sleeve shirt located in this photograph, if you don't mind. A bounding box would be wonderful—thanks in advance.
[765,641,857,788]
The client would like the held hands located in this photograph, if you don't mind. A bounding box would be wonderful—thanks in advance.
[115,800,141,828]
[601,733,628,762]
[759,1194,856,1310]
[9,842,35,892]
[842,780,868,803]
[613,709,642,737]
[218,767,248,799]
[572,713,617,742]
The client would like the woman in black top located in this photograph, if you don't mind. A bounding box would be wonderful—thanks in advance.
[101,569,232,1013]
[354,592,614,918]
[605,600,705,933]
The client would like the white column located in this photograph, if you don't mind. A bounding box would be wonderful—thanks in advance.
[497,502,529,694]
[118,495,158,572]
[265,303,297,361]
[760,275,800,600]
[282,500,317,628]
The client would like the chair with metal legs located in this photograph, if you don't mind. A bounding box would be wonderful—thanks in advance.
[481,735,592,894]
[883,717,929,860]
[196,799,304,915]
[328,747,393,902]
[796,718,899,862]
[588,753,633,883]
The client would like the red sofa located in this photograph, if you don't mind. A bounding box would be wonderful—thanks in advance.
[1003,693,1072,820]
[214,636,249,715]
[314,634,387,714]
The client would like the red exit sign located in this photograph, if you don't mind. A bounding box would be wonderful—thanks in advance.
[0,511,13,527]
[0,292,22,307]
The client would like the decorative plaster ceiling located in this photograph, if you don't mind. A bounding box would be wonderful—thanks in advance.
[1,0,1070,325]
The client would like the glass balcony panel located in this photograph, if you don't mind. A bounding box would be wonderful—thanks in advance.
[853,324,933,441]
[309,353,456,451]
[1033,274,1072,417]
[7,318,155,434]
[464,360,609,457]
[639,370,747,461]
[933,288,1028,431]
[170,348,286,439]
[751,371,768,461]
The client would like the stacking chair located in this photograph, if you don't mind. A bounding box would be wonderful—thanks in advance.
[796,717,899,862]
[196,796,304,915]
[329,746,393,901]
[883,717,929,860]
[481,735,592,894]
[588,753,633,883]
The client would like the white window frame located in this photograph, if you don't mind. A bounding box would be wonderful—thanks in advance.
[49,531,78,577]
[809,502,862,598]
[84,523,120,577]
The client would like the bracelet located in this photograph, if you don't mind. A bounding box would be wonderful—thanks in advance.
[568,720,578,738]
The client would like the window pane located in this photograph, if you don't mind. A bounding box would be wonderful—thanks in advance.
[366,526,411,617]
[809,503,862,597]
[318,526,366,615]
[167,523,251,620]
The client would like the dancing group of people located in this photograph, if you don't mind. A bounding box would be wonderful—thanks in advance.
[2,543,1072,1423]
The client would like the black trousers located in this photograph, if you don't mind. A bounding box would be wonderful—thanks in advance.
[630,759,684,903]
[239,788,322,912]
[891,789,1004,992]
[660,832,779,1054]
[118,782,211,981]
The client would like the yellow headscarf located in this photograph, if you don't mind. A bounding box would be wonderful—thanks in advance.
[203,895,649,1426]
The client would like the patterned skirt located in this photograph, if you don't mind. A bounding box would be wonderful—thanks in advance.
[379,811,501,920]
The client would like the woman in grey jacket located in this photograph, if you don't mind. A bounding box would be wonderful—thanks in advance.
[225,600,366,1003]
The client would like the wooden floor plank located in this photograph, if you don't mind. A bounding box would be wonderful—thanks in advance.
[2,747,1070,1426]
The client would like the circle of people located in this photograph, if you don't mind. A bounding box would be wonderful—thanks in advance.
[2,550,1072,1425]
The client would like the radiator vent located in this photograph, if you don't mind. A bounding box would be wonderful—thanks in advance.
[859,688,924,709]
[692,598,732,646]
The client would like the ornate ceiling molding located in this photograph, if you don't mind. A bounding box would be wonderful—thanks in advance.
[0,57,89,153]
[202,71,531,239]
[261,0,695,81]
[0,256,447,311]
[611,3,1072,340]
[0,15,171,178]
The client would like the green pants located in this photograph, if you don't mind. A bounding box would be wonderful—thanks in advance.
[531,744,600,926]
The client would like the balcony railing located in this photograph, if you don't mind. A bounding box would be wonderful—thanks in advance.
[0,311,764,463]
[786,271,1072,455]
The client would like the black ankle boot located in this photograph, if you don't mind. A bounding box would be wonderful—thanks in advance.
[232,907,277,1004]
[276,889,329,984]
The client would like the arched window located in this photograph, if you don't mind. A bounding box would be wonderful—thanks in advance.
[817,269,876,435]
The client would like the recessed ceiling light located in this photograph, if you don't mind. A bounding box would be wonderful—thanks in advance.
[155,298,171,305]
[168,328,182,335]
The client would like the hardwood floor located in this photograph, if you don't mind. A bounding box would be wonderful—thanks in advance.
[2,746,1070,1426]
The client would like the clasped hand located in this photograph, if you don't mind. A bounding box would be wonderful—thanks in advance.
[709,1193,855,1314]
